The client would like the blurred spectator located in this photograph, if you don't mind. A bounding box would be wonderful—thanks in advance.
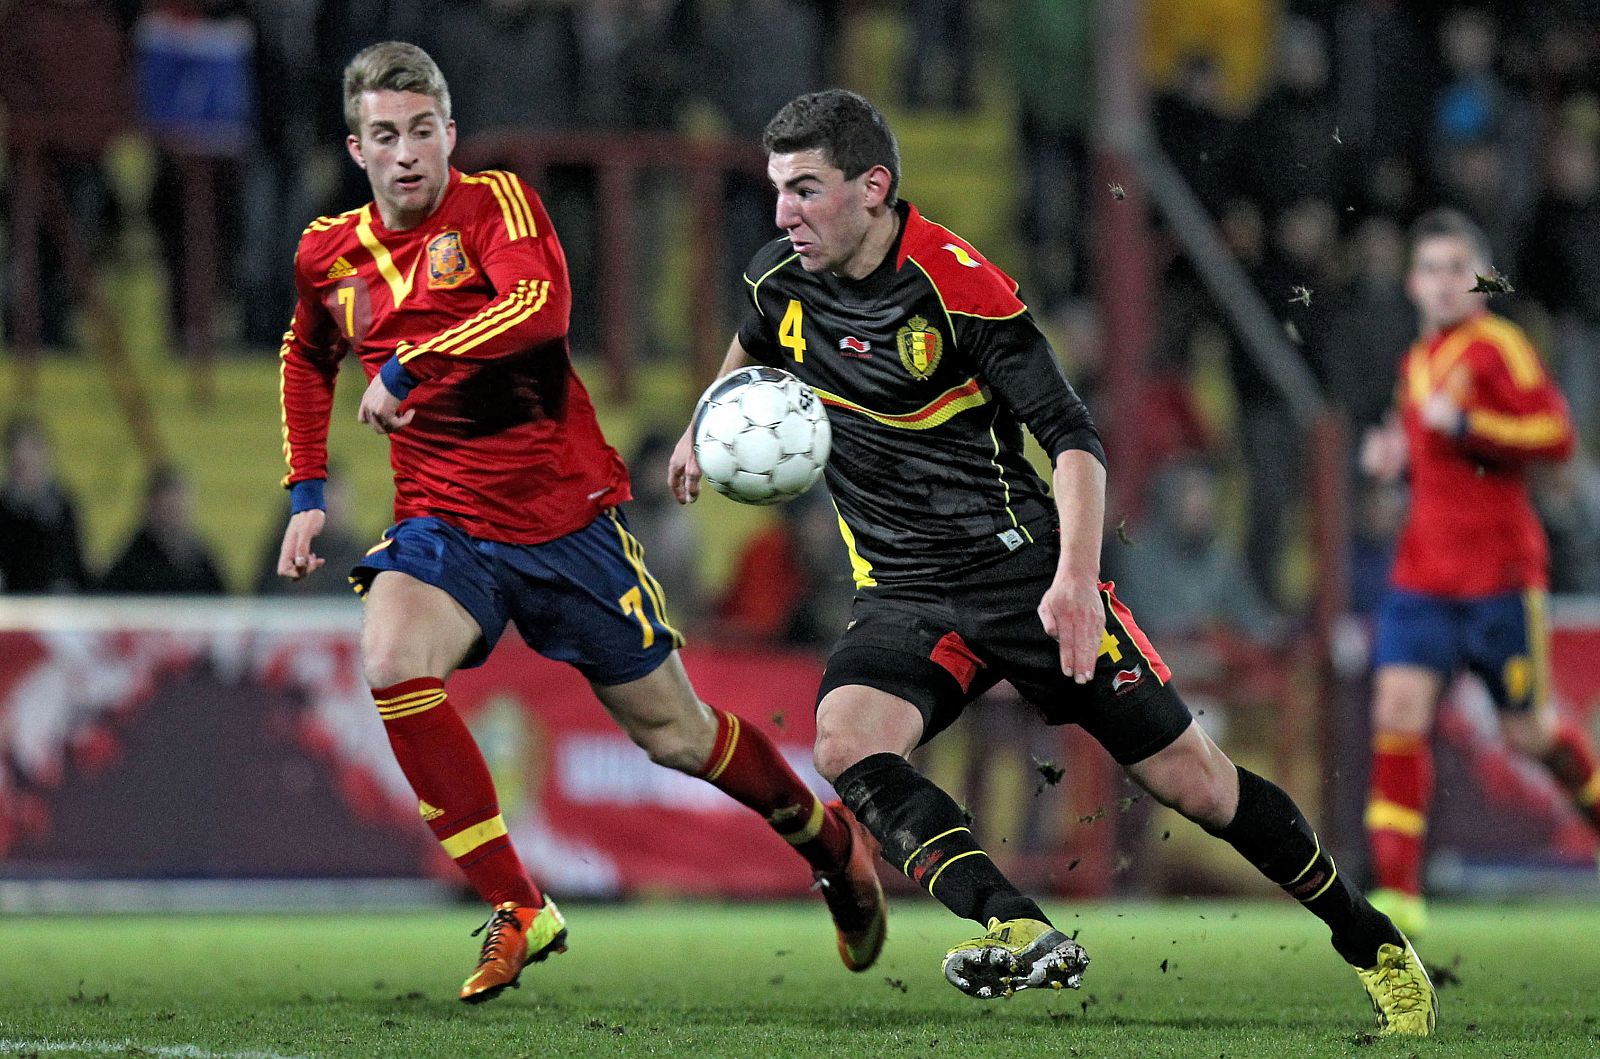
[705,0,827,329]
[576,0,695,132]
[717,485,853,649]
[1152,52,1241,221]
[1348,477,1404,617]
[1521,122,1600,448]
[1237,17,1343,218]
[237,0,321,346]
[575,0,698,362]
[902,0,976,112]
[1332,0,1429,178]
[1007,0,1093,313]
[1103,458,1280,643]
[101,466,227,594]
[1428,9,1538,267]
[0,0,132,349]
[429,1,595,352]
[137,0,257,352]
[1326,215,1416,433]
[0,417,91,594]
[621,431,705,629]
[1533,458,1600,595]
[1232,197,1342,607]
[253,475,369,597]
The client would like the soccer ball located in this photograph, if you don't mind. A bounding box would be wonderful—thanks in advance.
[692,366,831,505]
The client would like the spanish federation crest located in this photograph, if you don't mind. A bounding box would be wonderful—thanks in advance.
[426,230,476,290]
[896,314,943,380]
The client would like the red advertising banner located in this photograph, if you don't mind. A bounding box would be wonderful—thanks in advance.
[0,600,832,897]
[2,599,1595,898]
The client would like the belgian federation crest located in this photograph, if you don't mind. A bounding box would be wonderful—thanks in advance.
[426,230,476,290]
[896,314,943,380]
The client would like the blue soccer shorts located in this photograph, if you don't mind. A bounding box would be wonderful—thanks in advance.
[1372,587,1548,713]
[350,509,682,683]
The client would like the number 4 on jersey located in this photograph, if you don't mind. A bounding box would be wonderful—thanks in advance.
[779,298,807,363]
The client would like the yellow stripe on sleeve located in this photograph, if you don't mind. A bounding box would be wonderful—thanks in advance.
[492,170,538,239]
[1473,316,1545,389]
[463,174,524,240]
[1465,409,1568,448]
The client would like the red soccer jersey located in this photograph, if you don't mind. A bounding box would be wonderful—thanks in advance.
[279,168,630,543]
[1391,311,1575,596]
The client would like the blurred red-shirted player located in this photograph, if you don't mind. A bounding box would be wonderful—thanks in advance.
[273,42,884,1004]
[1361,208,1600,937]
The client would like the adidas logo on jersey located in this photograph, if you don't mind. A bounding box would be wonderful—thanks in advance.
[419,800,445,821]
[327,256,357,279]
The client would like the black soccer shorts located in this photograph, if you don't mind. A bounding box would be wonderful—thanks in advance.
[816,535,1194,765]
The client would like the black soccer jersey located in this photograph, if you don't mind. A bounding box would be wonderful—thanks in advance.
[737,201,1102,586]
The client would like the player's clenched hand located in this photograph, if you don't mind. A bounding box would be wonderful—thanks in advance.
[1359,422,1406,482]
[1037,574,1102,684]
[668,426,701,505]
[276,509,327,580]
[358,374,415,435]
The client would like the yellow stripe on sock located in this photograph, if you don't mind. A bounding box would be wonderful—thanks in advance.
[1372,732,1425,754]
[1278,834,1323,888]
[778,798,826,846]
[377,691,446,718]
[902,826,971,876]
[379,695,445,720]
[703,713,740,782]
[1366,799,1427,837]
[926,849,986,898]
[1301,860,1340,903]
[441,814,508,859]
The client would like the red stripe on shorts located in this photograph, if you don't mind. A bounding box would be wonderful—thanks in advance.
[929,631,983,692]
[1100,581,1172,682]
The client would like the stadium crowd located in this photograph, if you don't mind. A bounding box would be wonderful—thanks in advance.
[2,0,1598,631]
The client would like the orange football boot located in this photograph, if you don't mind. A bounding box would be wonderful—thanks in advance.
[459,899,568,1004]
[813,802,888,971]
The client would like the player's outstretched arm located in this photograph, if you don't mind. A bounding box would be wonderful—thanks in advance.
[1038,450,1106,683]
[670,336,752,504]
[276,508,327,581]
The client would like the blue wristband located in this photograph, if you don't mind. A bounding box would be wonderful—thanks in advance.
[289,478,326,513]
[379,355,419,400]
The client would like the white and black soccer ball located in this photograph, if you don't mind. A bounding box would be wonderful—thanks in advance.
[692,366,831,505]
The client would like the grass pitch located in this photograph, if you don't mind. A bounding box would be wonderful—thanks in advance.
[1,899,1596,1058]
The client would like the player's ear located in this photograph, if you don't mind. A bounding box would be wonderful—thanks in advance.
[346,134,366,170]
[860,165,892,209]
[445,120,457,155]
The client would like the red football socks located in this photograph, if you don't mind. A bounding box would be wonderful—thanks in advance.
[1366,731,1432,896]
[698,706,850,869]
[1542,717,1600,833]
[373,678,542,909]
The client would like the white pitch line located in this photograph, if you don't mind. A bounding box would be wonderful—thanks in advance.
[0,1039,306,1059]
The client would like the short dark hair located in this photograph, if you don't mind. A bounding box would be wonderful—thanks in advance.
[763,90,901,205]
[1409,207,1492,266]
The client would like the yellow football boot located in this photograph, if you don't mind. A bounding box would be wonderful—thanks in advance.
[942,917,1089,999]
[1355,937,1438,1036]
